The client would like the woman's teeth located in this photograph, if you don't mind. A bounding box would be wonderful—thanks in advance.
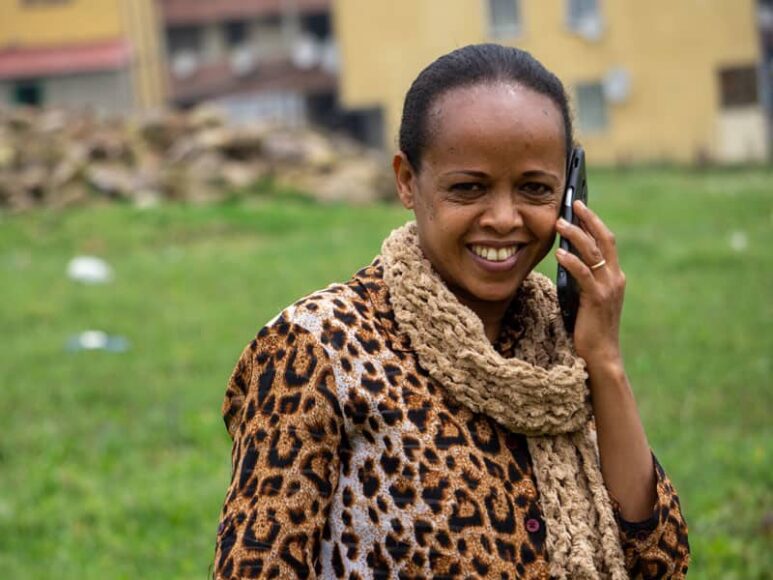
[470,244,519,262]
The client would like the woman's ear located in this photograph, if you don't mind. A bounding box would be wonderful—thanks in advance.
[393,152,417,210]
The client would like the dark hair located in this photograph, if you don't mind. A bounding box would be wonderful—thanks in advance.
[399,43,574,171]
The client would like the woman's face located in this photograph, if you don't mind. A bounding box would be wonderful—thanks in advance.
[394,82,567,313]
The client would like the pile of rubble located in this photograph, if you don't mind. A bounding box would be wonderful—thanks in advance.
[0,106,395,211]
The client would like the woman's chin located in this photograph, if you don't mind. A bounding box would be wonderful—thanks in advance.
[439,262,529,308]
[459,280,524,307]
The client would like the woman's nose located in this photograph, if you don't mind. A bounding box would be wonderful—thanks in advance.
[480,191,523,233]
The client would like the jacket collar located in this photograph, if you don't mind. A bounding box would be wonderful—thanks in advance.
[351,258,413,353]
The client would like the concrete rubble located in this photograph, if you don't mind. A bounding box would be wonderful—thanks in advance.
[0,106,395,211]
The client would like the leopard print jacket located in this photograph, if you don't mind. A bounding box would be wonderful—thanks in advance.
[213,259,690,579]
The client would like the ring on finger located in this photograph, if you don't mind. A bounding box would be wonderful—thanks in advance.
[590,259,607,271]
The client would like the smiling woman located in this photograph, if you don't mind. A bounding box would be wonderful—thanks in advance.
[394,81,566,342]
[213,44,690,579]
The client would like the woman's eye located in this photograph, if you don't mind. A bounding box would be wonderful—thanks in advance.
[450,182,485,195]
[521,182,553,198]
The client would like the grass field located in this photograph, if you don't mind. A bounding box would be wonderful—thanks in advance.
[1,167,771,578]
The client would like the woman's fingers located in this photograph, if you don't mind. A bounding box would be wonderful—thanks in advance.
[556,203,627,361]
[556,217,607,274]
[556,247,597,293]
[573,200,619,269]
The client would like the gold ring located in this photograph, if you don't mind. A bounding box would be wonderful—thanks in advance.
[590,259,607,271]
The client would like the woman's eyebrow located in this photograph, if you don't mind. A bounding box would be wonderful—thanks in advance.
[441,169,561,181]
[440,170,489,178]
[522,169,560,181]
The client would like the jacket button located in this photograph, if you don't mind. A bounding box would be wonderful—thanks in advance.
[526,518,541,533]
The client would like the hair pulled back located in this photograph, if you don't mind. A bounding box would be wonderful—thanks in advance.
[399,43,574,171]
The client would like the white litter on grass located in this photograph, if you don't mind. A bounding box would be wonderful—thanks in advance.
[67,256,113,284]
[729,231,748,252]
[78,330,108,349]
[66,330,130,353]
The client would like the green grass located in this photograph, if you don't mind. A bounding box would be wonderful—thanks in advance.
[1,167,771,578]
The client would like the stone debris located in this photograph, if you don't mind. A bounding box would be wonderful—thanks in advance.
[0,105,394,211]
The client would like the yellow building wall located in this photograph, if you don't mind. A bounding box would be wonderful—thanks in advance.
[334,0,762,164]
[0,0,166,110]
[0,0,124,46]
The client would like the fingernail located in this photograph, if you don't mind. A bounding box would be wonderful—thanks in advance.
[556,248,567,258]
[557,218,568,228]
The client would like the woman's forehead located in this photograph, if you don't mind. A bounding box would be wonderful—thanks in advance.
[430,82,562,131]
[423,83,566,169]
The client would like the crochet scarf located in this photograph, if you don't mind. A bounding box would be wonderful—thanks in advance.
[381,222,627,580]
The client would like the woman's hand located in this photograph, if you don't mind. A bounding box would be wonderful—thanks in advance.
[555,201,657,521]
[554,200,626,369]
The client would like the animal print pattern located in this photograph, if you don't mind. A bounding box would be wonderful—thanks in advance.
[214,260,690,579]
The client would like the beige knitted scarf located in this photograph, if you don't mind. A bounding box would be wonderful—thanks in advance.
[381,222,628,579]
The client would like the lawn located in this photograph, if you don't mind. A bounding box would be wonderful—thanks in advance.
[1,167,771,578]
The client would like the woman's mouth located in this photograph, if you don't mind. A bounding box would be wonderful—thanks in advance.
[467,243,524,271]
[469,244,519,262]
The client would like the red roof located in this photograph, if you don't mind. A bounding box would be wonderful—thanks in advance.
[0,39,132,81]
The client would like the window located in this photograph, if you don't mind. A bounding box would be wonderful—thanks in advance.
[167,26,203,55]
[568,0,599,25]
[14,82,44,106]
[224,21,248,47]
[718,65,759,108]
[487,0,521,38]
[567,0,602,39]
[576,82,608,133]
[301,12,331,41]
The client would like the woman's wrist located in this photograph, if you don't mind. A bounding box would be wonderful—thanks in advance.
[583,349,625,384]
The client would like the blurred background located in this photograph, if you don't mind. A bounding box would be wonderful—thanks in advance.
[0,0,770,577]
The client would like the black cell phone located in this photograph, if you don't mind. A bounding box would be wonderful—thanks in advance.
[557,147,588,334]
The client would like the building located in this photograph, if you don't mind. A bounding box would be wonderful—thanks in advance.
[0,0,166,114]
[761,0,773,144]
[158,0,355,133]
[334,0,770,164]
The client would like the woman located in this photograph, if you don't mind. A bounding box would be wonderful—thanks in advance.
[213,44,689,579]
